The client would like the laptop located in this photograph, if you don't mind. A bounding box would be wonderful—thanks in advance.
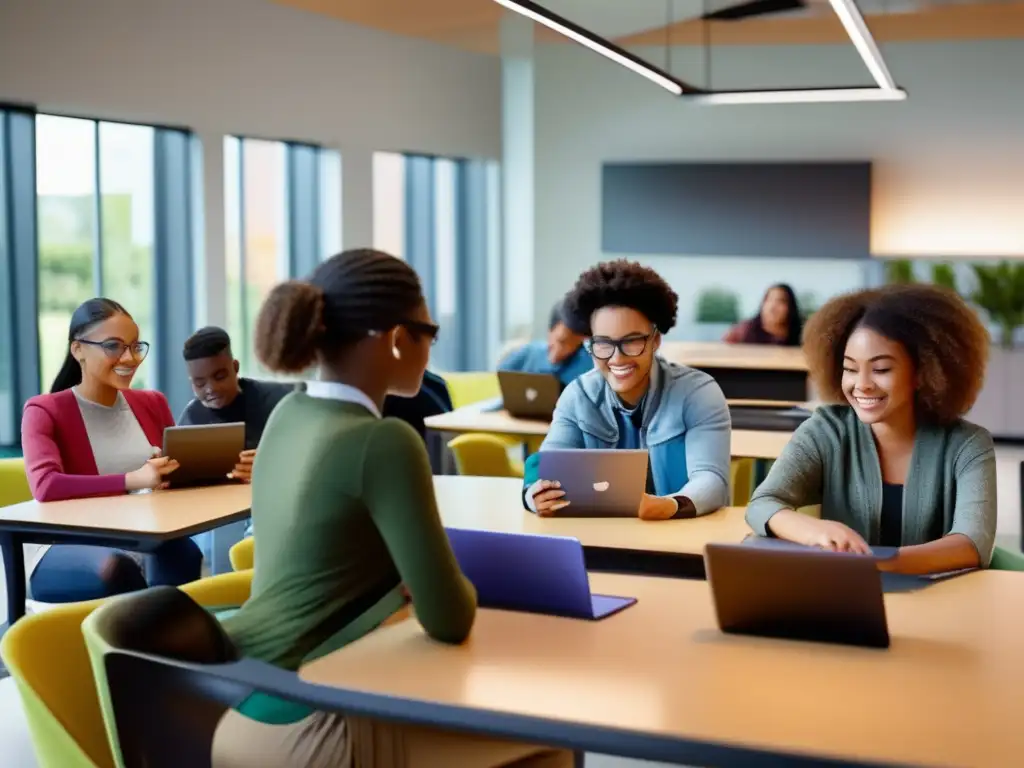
[704,542,890,649]
[446,528,637,620]
[162,423,245,488]
[536,449,648,517]
[498,371,561,420]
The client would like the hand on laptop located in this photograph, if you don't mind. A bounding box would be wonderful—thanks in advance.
[528,479,570,516]
[228,449,257,483]
[126,455,179,492]
[768,511,871,555]
[637,494,678,521]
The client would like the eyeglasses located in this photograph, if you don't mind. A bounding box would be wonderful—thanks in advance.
[400,320,440,346]
[77,339,151,361]
[587,334,653,361]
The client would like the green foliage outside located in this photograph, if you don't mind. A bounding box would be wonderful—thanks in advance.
[930,263,958,293]
[883,259,916,284]
[797,291,818,321]
[969,262,1024,349]
[695,287,740,324]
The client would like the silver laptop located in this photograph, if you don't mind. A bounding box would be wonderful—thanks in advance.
[536,449,648,517]
[498,371,561,420]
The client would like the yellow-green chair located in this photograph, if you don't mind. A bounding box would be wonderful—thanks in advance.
[0,457,32,508]
[448,434,525,478]
[730,458,755,507]
[990,546,1024,571]
[440,371,501,409]
[0,571,253,768]
[229,537,254,572]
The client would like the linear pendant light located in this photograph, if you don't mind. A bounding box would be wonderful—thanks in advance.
[494,0,906,104]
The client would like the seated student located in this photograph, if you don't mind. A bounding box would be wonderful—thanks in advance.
[178,326,293,483]
[498,299,593,386]
[214,249,571,767]
[724,283,802,346]
[21,298,202,602]
[746,284,996,575]
[524,260,732,520]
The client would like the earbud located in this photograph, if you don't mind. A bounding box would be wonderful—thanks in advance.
[392,346,402,360]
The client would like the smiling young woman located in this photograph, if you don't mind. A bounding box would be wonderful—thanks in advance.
[746,284,995,575]
[20,298,202,603]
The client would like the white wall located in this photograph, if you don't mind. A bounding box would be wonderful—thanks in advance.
[530,40,1024,333]
[0,0,502,325]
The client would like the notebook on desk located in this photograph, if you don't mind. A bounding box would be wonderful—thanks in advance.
[446,528,637,620]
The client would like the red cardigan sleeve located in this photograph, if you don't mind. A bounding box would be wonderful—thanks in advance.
[21,403,128,502]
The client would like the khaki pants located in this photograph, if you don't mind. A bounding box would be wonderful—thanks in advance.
[212,708,574,768]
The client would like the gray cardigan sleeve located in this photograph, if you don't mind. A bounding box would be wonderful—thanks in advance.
[676,378,731,515]
[949,430,997,567]
[745,419,825,535]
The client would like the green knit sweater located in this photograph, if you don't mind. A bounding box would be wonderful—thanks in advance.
[222,392,477,670]
[746,405,997,566]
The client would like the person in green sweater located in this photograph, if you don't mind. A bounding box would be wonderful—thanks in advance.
[213,249,570,768]
[746,283,996,576]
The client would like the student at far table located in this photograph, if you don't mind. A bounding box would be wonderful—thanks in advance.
[214,248,572,768]
[498,299,593,386]
[20,298,202,602]
[178,326,293,484]
[723,282,803,346]
[747,284,997,575]
[524,260,732,520]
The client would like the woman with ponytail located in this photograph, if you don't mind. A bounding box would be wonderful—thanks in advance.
[20,298,202,602]
[213,250,570,767]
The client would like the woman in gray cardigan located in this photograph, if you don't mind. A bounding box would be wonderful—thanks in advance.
[747,284,996,575]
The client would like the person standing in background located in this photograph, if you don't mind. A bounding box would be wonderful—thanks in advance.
[498,299,592,386]
[724,283,803,346]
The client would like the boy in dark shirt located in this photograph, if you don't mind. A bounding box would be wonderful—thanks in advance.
[178,327,293,481]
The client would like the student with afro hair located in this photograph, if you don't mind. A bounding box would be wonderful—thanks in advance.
[524,260,732,521]
[747,284,997,575]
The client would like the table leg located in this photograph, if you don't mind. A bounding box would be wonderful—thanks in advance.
[0,531,26,627]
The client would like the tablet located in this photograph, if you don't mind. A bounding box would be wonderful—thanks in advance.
[162,423,245,488]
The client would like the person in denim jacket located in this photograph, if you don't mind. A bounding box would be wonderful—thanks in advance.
[523,260,731,520]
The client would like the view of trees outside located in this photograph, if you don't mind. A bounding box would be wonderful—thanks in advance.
[36,115,155,392]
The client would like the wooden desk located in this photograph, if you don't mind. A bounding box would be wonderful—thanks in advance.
[660,342,809,403]
[434,476,750,576]
[0,483,252,626]
[425,409,794,460]
[301,570,1024,767]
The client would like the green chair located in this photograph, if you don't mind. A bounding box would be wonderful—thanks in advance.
[990,546,1024,572]
[0,457,32,508]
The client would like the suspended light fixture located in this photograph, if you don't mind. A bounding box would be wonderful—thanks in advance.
[493,0,907,104]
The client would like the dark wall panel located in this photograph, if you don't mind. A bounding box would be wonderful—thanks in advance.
[602,162,871,259]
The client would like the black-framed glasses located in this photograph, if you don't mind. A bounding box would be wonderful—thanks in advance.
[401,320,440,346]
[587,334,652,361]
[77,339,151,361]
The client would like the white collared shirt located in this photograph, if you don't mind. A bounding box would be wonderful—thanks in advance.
[305,380,382,419]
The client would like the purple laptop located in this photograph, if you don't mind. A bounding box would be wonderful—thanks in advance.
[445,528,637,620]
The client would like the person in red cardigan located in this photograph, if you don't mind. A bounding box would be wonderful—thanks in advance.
[21,298,202,602]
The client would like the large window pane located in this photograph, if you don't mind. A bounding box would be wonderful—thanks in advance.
[99,121,155,389]
[224,136,244,370]
[36,115,97,392]
[372,152,405,260]
[320,149,342,259]
[432,158,457,371]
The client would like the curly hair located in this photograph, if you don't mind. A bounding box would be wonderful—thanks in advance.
[563,260,679,335]
[254,249,423,373]
[802,284,990,425]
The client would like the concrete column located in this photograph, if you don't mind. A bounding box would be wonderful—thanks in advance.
[341,146,374,250]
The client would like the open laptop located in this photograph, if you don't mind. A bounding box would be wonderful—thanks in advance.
[162,423,245,488]
[704,542,890,649]
[498,371,561,420]
[536,449,648,517]
[446,528,637,620]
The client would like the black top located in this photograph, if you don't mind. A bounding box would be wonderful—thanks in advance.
[178,378,293,450]
[382,371,453,440]
[879,482,904,547]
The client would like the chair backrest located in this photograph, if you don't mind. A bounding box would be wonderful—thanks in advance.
[448,434,522,478]
[83,586,239,768]
[0,599,110,768]
[990,545,1024,572]
[0,457,32,507]
[229,536,254,571]
[441,371,500,409]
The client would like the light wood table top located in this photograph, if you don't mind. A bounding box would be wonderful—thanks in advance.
[660,341,808,372]
[302,570,1024,767]
[425,409,793,460]
[0,483,253,538]
[433,476,751,556]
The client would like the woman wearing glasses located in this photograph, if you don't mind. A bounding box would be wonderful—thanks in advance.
[524,260,732,520]
[20,298,202,601]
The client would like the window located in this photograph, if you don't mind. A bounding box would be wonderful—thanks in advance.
[372,152,502,372]
[35,115,156,391]
[224,137,342,376]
